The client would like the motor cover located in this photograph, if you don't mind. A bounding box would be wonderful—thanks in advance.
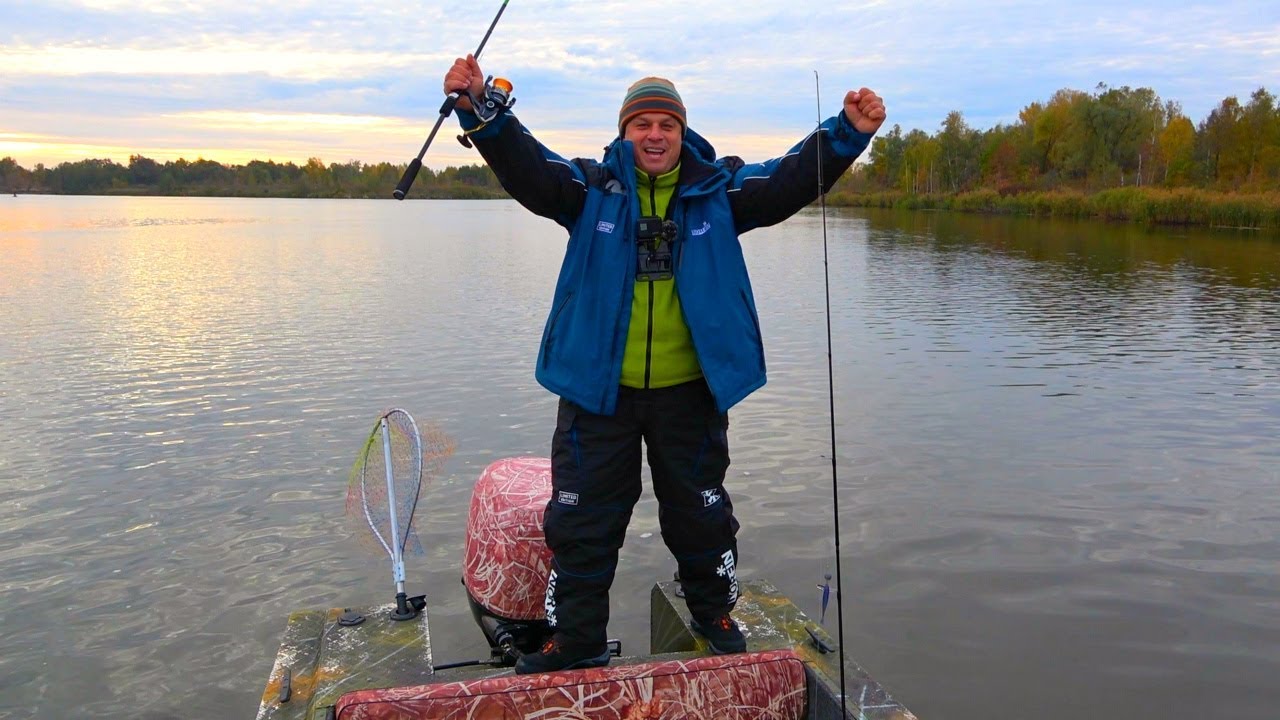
[462,457,554,622]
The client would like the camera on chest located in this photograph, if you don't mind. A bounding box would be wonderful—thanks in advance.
[635,216,678,281]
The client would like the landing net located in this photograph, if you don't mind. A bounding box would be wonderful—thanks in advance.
[345,408,454,560]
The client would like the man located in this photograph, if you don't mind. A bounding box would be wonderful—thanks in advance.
[443,55,885,674]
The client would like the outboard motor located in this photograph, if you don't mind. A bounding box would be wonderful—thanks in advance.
[462,457,556,665]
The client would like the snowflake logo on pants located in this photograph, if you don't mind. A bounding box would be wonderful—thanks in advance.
[714,550,739,604]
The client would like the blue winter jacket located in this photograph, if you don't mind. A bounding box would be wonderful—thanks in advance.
[458,108,873,415]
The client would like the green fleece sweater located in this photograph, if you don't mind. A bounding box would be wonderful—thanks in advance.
[619,165,703,388]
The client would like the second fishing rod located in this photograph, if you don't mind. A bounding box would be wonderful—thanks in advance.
[814,71,851,719]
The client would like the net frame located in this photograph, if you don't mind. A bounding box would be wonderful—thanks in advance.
[346,408,455,573]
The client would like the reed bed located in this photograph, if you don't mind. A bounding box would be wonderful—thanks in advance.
[827,188,1280,230]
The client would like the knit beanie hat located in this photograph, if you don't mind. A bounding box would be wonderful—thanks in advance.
[618,77,687,135]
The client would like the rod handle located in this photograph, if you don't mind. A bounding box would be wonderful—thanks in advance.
[393,94,464,200]
[438,92,461,116]
[393,158,422,200]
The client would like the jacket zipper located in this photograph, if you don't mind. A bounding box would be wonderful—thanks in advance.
[643,177,658,388]
[676,205,686,271]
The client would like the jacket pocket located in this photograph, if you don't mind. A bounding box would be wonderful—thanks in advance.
[555,397,580,435]
[739,290,763,344]
[541,291,574,369]
[740,289,766,370]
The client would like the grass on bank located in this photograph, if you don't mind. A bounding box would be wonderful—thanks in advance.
[827,187,1280,230]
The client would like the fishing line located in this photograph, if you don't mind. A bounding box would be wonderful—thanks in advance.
[815,70,849,719]
[393,0,512,199]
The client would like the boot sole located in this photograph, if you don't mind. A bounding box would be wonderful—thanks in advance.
[514,650,611,675]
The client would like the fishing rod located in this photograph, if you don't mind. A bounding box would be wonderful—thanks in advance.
[815,70,850,719]
[392,0,511,200]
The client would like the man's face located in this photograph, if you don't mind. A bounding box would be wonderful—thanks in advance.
[624,112,683,175]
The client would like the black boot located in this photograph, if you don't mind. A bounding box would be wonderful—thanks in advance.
[690,614,747,655]
[514,636,611,675]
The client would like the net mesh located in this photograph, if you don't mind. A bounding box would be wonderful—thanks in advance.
[345,409,455,558]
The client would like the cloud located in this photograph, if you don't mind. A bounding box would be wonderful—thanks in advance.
[2,0,1278,169]
[2,43,412,81]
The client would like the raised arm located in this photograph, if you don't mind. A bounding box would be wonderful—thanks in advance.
[727,87,886,233]
[443,55,588,229]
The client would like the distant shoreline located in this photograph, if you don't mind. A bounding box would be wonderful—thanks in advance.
[0,156,506,200]
[11,186,1276,231]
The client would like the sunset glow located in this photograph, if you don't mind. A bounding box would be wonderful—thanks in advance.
[3,0,1277,170]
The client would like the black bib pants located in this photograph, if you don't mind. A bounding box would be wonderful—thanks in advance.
[542,379,740,650]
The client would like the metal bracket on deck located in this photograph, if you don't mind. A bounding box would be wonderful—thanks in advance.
[805,626,835,654]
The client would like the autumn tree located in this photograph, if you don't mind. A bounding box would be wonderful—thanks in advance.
[1241,88,1280,188]
[864,123,906,189]
[1,156,31,191]
[1159,111,1196,186]
[936,111,981,192]
[128,155,162,186]
[902,130,941,194]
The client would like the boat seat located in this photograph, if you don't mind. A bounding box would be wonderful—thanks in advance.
[334,648,807,719]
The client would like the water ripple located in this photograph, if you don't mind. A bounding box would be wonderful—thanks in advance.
[1,199,1277,720]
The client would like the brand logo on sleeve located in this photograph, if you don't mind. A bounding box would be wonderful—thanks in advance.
[596,221,615,234]
[691,221,711,236]
[558,491,579,506]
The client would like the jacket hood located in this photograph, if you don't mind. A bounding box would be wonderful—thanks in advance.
[678,126,718,164]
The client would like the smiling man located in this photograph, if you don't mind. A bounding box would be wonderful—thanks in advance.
[443,55,886,674]
[619,78,686,175]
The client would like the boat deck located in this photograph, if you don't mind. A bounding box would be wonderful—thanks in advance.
[256,578,917,719]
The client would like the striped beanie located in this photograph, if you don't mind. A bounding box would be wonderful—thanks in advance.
[618,77,687,135]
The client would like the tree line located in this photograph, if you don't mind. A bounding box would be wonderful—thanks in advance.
[0,156,506,199]
[3,83,1278,226]
[836,84,1280,201]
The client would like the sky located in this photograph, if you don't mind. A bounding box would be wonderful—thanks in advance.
[2,0,1278,171]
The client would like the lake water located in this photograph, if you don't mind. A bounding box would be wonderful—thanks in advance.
[1,195,1278,719]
